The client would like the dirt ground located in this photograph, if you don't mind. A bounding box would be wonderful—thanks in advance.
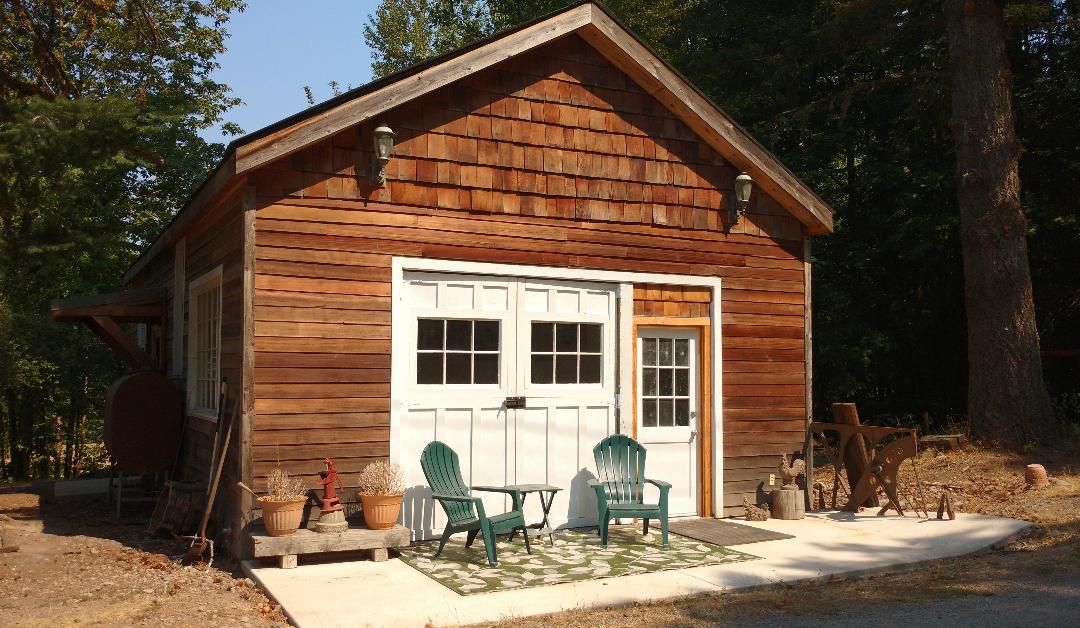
[1,444,1077,627]
[479,444,1080,627]
[0,487,288,627]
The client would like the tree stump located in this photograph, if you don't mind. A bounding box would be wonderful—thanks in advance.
[770,489,805,520]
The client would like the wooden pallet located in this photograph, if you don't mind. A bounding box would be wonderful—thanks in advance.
[247,524,410,569]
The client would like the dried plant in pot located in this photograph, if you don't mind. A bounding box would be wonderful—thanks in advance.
[259,467,310,537]
[357,461,405,530]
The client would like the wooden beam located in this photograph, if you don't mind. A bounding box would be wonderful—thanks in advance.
[803,238,814,511]
[238,185,257,558]
[85,315,154,370]
[233,4,594,174]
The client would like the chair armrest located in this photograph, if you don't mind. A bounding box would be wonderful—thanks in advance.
[472,486,523,510]
[431,493,479,504]
[587,479,608,499]
[645,478,672,491]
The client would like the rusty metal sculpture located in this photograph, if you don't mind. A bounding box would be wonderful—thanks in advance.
[808,421,919,516]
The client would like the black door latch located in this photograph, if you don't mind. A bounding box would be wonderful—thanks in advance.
[504,396,526,409]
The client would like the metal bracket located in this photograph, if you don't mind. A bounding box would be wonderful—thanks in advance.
[504,396,526,409]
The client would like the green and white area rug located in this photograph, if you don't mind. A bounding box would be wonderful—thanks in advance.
[398,526,759,595]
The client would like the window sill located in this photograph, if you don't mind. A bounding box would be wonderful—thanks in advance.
[188,409,218,422]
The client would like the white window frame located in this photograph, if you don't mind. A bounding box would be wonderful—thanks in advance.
[187,266,223,420]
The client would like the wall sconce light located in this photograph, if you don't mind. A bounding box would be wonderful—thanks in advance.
[729,172,753,224]
[370,122,396,186]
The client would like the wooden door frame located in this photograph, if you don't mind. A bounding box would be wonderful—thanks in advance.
[631,317,713,517]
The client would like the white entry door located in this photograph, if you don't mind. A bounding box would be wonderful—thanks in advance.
[398,272,617,539]
[636,328,699,516]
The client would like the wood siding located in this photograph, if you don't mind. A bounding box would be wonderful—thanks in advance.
[129,188,247,524]
[250,35,807,515]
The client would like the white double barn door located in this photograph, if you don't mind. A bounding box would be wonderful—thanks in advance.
[398,272,618,539]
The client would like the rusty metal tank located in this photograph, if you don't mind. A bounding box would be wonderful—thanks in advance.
[104,371,184,473]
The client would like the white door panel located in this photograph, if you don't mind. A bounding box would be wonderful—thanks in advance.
[400,272,617,539]
[637,327,700,517]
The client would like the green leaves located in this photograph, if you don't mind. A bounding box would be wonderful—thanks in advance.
[0,0,243,479]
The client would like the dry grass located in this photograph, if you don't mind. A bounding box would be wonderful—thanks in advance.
[474,444,1080,627]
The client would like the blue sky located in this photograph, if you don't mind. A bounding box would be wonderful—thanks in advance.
[200,1,381,142]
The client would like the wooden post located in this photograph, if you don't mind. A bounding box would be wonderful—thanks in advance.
[803,239,814,511]
[831,403,878,507]
[770,489,805,520]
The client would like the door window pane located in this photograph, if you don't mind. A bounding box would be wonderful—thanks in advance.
[658,338,673,365]
[555,354,578,384]
[675,399,690,426]
[416,319,499,385]
[531,354,553,384]
[639,333,695,431]
[531,322,603,385]
[445,353,471,384]
[675,339,689,366]
[555,323,578,351]
[445,319,472,350]
[532,322,553,352]
[417,353,444,384]
[675,369,689,396]
[580,354,602,383]
[642,368,657,396]
[580,324,602,352]
[418,319,443,350]
[474,354,499,384]
[642,338,657,366]
[475,320,500,351]
[642,399,658,427]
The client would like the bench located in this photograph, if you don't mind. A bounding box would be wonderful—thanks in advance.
[247,524,411,569]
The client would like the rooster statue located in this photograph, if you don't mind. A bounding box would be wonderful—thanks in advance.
[778,454,806,490]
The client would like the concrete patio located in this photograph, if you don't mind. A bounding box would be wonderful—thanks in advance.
[243,511,1030,628]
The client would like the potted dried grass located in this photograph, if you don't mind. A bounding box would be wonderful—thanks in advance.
[357,461,405,530]
[259,467,310,537]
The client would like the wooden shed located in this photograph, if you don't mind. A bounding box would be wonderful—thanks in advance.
[80,2,834,553]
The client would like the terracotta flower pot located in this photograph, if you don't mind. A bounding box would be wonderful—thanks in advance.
[259,497,308,536]
[359,493,403,530]
[1025,464,1050,488]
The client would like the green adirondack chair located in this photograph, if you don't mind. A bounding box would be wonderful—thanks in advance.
[589,434,671,548]
[420,441,531,566]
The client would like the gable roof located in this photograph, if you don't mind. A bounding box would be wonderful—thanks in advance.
[125,1,833,283]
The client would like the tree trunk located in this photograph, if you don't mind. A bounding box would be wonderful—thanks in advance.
[943,0,1054,443]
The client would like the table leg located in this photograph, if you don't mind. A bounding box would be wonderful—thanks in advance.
[537,491,557,545]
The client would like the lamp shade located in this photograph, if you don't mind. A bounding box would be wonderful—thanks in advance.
[373,123,396,159]
[734,173,753,204]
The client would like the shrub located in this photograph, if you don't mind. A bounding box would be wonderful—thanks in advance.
[357,460,405,496]
[264,467,309,502]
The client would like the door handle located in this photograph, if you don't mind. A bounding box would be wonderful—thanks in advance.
[690,430,698,443]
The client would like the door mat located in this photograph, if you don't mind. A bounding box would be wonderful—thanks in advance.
[667,518,794,546]
[398,525,758,595]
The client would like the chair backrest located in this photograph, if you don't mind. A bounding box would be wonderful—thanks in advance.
[592,434,648,505]
[420,441,475,523]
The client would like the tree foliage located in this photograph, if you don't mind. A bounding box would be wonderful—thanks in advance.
[0,0,244,479]
[365,0,1080,435]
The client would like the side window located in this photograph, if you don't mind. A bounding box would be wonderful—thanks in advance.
[530,322,602,384]
[187,267,222,418]
[416,318,500,385]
